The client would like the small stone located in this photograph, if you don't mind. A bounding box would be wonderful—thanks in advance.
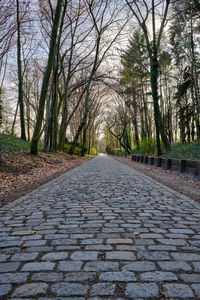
[11,230,36,236]
[70,251,97,260]
[51,283,88,296]
[99,271,136,282]
[31,272,63,282]
[23,240,46,247]
[140,271,177,282]
[158,261,191,272]
[106,238,133,244]
[84,261,119,271]
[158,239,187,246]
[162,284,194,299]
[11,252,38,261]
[0,255,9,262]
[192,284,200,297]
[12,283,48,297]
[0,262,20,272]
[179,274,200,283]
[106,251,135,260]
[0,273,29,283]
[193,262,200,272]
[122,261,156,272]
[0,284,11,296]
[125,283,159,298]
[42,252,68,261]
[65,272,96,282]
[57,261,83,271]
[22,262,55,271]
[171,253,200,261]
[137,251,169,260]
[90,283,115,296]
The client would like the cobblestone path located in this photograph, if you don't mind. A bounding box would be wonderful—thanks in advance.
[0,155,200,299]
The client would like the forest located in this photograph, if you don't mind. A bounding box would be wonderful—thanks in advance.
[0,0,200,158]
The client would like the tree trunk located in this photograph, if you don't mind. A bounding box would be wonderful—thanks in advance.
[30,0,62,155]
[16,0,26,141]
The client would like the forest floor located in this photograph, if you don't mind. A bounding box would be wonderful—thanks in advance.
[114,156,200,203]
[0,149,90,208]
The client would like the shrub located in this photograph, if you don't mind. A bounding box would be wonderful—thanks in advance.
[105,145,112,155]
[89,147,98,155]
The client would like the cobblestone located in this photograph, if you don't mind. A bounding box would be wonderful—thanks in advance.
[0,155,200,298]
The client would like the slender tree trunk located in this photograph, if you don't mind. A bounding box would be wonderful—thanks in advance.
[11,100,19,136]
[30,0,62,155]
[16,0,26,140]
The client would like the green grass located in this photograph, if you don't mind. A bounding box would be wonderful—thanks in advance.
[160,142,200,160]
[0,134,31,156]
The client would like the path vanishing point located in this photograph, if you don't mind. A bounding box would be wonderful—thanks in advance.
[0,155,200,299]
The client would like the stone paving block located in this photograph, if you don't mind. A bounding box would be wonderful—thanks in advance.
[12,283,48,297]
[51,283,88,296]
[65,272,96,282]
[140,271,177,282]
[106,251,135,260]
[125,283,159,298]
[90,283,115,296]
[148,245,176,251]
[179,274,200,283]
[31,272,63,282]
[45,234,69,239]
[25,246,53,252]
[158,261,192,271]
[169,229,194,234]
[0,241,23,248]
[0,273,29,283]
[158,239,187,245]
[192,284,200,297]
[106,238,133,244]
[162,283,194,299]
[81,239,103,245]
[193,262,200,272]
[99,271,136,282]
[70,251,97,261]
[71,234,94,239]
[57,261,83,271]
[122,261,156,272]
[23,240,46,247]
[51,239,77,246]
[0,262,20,272]
[22,262,55,271]
[85,245,113,251]
[42,252,68,261]
[137,250,170,260]
[10,252,38,261]
[171,253,200,261]
[0,284,11,296]
[0,254,9,262]
[84,261,119,271]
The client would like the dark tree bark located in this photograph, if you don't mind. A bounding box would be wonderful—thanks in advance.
[16,0,26,141]
[30,0,62,155]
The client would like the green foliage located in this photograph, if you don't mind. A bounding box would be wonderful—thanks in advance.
[0,134,30,156]
[64,143,82,155]
[132,138,165,155]
[89,147,98,156]
[160,142,200,160]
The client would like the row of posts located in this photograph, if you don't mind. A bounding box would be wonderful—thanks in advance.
[132,155,200,180]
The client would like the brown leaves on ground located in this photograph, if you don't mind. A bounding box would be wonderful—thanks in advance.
[0,151,90,208]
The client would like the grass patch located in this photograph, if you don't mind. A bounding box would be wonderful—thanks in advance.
[0,134,31,156]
